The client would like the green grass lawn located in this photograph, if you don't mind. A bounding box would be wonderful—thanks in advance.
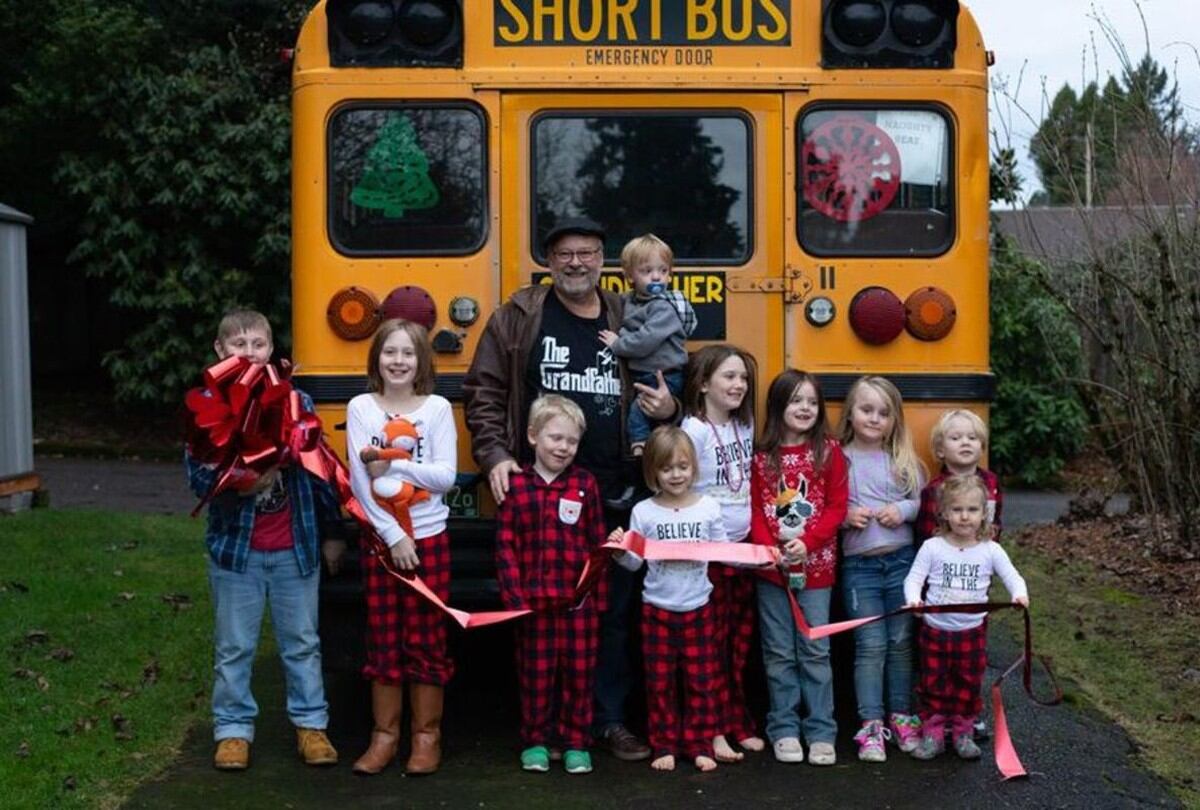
[0,510,211,809]
[991,540,1200,809]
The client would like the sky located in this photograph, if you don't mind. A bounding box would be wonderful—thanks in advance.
[968,0,1200,201]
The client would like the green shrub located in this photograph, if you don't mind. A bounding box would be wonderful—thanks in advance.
[989,233,1089,485]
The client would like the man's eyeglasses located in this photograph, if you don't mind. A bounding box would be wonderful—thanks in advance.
[551,248,601,262]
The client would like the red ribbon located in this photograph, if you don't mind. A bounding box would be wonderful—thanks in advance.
[779,586,1061,780]
[185,357,318,515]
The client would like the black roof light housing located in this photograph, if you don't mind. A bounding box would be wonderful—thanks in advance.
[823,0,959,69]
[327,0,462,67]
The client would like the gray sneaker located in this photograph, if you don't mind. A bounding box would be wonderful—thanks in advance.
[953,732,982,760]
[910,733,946,761]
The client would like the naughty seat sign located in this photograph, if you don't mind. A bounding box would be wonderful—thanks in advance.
[495,0,791,47]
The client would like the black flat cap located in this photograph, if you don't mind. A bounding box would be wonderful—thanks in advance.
[542,217,606,251]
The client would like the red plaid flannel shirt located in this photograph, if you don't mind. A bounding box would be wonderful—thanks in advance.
[915,467,1004,544]
[495,464,608,611]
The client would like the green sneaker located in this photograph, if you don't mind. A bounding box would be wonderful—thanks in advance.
[521,745,550,772]
[563,749,593,774]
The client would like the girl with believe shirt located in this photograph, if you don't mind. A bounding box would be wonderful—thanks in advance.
[838,376,926,763]
[346,319,457,777]
[903,475,1028,761]
[749,370,847,766]
[680,344,764,762]
[609,427,729,773]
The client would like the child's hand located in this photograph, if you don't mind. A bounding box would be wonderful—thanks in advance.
[844,506,872,529]
[904,600,923,609]
[876,504,904,528]
[598,329,619,347]
[781,538,807,565]
[248,466,280,494]
[360,446,381,463]
[1014,595,1029,607]
[389,536,420,571]
[322,539,346,576]
[607,527,625,545]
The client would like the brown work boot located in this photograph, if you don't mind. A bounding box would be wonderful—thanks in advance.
[600,724,651,761]
[352,682,403,775]
[405,683,444,775]
[296,727,338,766]
[214,738,250,770]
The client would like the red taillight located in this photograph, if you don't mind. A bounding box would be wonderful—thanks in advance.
[904,286,956,341]
[381,285,436,330]
[327,286,381,340]
[848,286,905,344]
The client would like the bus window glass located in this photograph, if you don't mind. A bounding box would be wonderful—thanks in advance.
[533,114,751,264]
[329,106,485,255]
[798,107,952,256]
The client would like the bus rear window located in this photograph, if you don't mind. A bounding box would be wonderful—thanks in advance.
[328,105,486,255]
[532,113,751,265]
[797,107,952,257]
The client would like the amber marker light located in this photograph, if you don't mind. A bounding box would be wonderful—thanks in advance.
[327,286,382,340]
[904,286,956,341]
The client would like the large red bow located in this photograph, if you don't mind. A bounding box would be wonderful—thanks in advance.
[184,357,320,514]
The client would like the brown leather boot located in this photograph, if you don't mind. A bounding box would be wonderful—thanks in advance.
[405,683,443,775]
[352,682,403,775]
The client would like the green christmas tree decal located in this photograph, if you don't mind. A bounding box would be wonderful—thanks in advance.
[350,114,440,218]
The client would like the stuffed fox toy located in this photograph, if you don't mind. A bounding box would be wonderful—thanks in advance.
[359,416,429,538]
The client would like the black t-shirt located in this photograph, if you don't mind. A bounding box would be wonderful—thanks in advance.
[524,290,623,488]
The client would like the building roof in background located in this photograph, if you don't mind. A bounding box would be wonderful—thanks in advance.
[992,206,1197,264]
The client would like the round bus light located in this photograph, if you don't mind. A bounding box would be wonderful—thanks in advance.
[381,285,437,330]
[830,0,887,48]
[805,296,837,327]
[397,0,456,47]
[449,296,479,327]
[904,286,956,341]
[337,0,395,46]
[891,1,948,48]
[848,286,905,345]
[327,286,381,341]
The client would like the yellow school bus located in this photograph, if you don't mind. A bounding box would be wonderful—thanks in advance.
[291,0,991,526]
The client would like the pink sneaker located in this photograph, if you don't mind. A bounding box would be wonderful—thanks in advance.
[888,713,922,753]
[853,720,889,762]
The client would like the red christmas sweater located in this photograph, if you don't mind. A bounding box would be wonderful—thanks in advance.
[749,439,848,590]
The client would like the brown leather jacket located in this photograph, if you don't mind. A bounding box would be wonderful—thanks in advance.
[462,283,628,475]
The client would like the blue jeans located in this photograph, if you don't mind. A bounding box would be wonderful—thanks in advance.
[841,545,915,722]
[208,551,329,741]
[627,369,683,444]
[757,581,836,745]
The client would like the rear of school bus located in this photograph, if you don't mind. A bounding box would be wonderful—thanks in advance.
[289,0,991,634]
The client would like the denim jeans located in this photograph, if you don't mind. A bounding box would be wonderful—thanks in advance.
[841,545,915,722]
[208,551,329,741]
[627,369,683,444]
[593,501,643,732]
[757,581,836,745]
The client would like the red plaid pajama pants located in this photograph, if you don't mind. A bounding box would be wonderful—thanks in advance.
[709,565,759,740]
[642,602,721,760]
[915,620,987,720]
[361,530,454,686]
[514,602,600,749]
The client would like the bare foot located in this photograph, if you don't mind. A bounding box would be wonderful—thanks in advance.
[651,754,675,771]
[694,755,717,772]
[738,735,766,752]
[713,735,744,762]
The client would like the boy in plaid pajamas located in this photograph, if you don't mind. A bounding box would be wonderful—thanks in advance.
[903,475,1028,761]
[609,427,729,772]
[495,395,608,775]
